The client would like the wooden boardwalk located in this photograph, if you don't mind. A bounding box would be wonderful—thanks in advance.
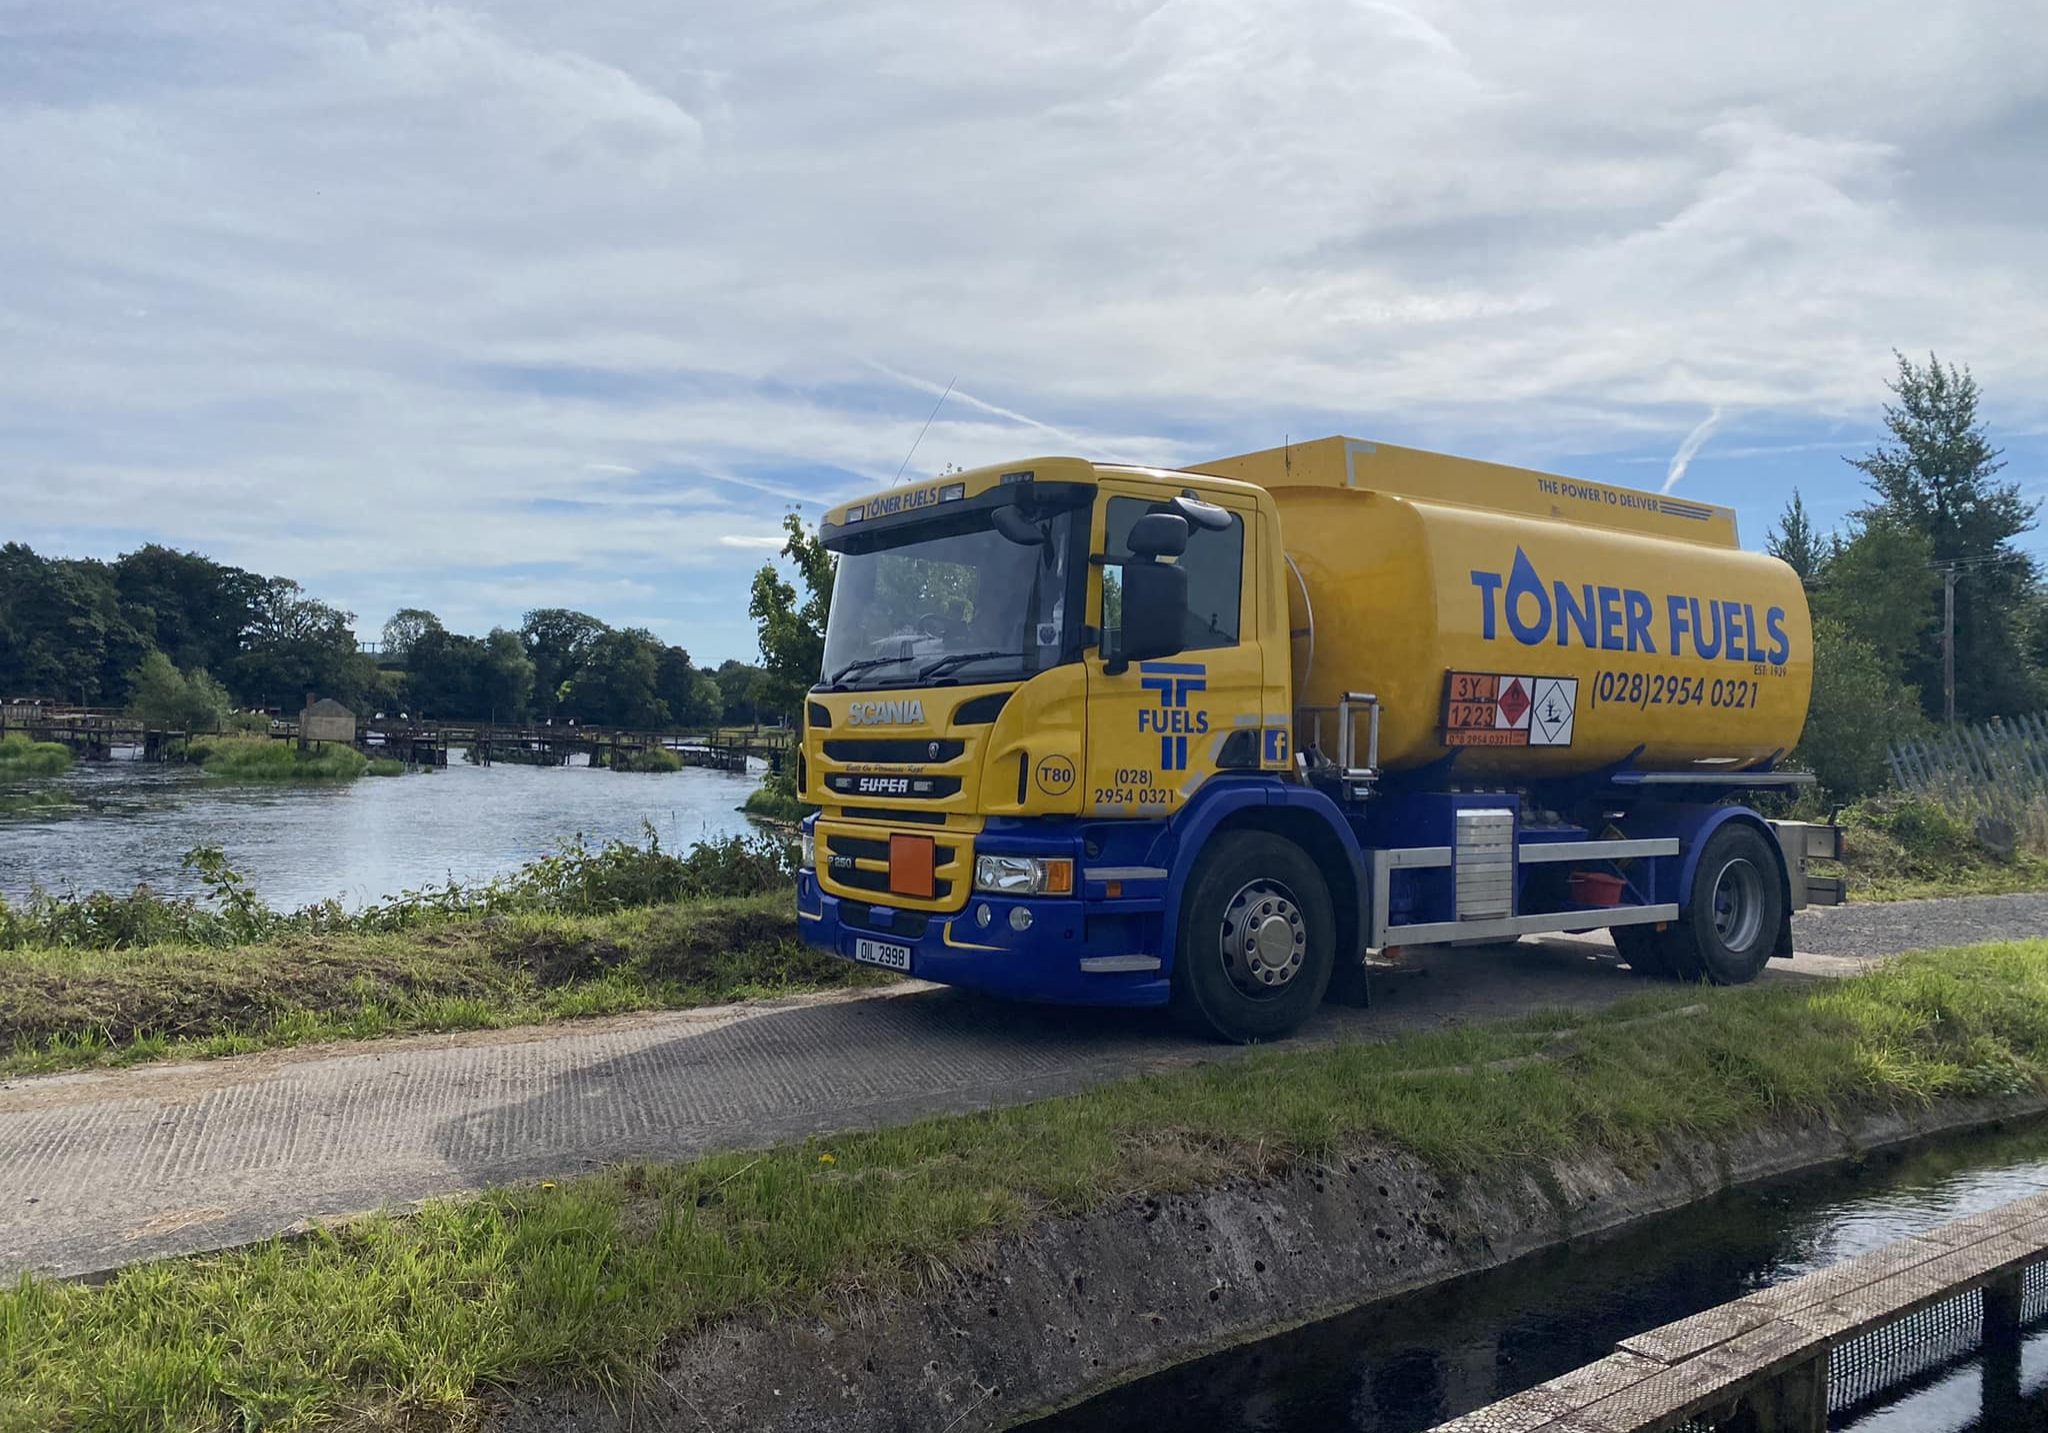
[1435,1189,2048,1433]
[1,702,789,772]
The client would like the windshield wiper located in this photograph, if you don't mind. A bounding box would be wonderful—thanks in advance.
[916,649,1022,682]
[825,653,914,687]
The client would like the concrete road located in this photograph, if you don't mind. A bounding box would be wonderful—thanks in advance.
[0,895,2032,1282]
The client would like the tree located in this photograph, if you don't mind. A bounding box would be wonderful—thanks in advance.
[381,608,444,664]
[479,628,535,721]
[1793,617,1928,799]
[1847,352,2041,719]
[128,652,232,733]
[233,579,373,710]
[749,512,834,719]
[1766,492,1826,586]
[0,544,150,703]
[113,546,262,676]
[520,609,609,719]
[713,659,765,724]
[565,628,670,728]
[1813,519,1940,681]
[403,629,486,717]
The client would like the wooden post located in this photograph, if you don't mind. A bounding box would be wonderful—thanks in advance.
[1942,562,1958,727]
[1982,1270,2025,1427]
[1750,1350,1828,1433]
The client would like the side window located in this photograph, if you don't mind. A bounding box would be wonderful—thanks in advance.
[1101,496,1244,651]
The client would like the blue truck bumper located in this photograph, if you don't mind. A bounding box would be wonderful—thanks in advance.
[796,871,1171,1008]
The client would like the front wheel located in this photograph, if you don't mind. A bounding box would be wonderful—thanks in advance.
[1170,831,1336,1043]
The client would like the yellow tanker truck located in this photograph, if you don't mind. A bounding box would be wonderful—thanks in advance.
[795,436,1841,1041]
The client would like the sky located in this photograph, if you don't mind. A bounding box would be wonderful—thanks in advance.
[2,0,2044,666]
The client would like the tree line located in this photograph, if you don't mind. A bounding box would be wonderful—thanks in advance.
[0,544,771,731]
[1767,353,2038,797]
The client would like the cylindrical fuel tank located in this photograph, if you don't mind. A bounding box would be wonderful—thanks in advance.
[1275,488,1813,780]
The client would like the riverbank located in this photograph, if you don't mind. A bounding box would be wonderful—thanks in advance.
[7,942,2048,1431]
[0,892,889,1077]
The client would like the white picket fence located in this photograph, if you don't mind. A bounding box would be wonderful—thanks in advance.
[1889,714,2048,813]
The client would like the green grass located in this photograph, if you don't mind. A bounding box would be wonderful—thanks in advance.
[185,737,368,782]
[5,942,2048,1431]
[0,733,72,776]
[0,893,885,1078]
[365,758,406,777]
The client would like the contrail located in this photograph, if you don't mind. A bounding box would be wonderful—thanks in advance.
[862,359,1138,462]
[1662,408,1724,493]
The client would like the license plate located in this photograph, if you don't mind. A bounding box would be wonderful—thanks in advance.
[852,938,912,972]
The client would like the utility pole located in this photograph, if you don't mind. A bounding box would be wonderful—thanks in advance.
[1942,562,1958,727]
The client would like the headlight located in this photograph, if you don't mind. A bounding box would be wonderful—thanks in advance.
[800,826,816,870]
[974,854,1074,896]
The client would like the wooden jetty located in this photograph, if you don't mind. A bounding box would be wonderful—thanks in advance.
[2,701,789,773]
[1434,1189,2048,1433]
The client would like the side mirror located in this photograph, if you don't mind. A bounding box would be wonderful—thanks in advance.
[1126,512,1189,559]
[991,505,1048,547]
[1117,560,1188,664]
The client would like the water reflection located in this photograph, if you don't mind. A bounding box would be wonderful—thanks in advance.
[1025,1123,2048,1433]
[0,752,765,909]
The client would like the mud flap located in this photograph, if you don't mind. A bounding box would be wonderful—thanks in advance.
[1324,949,1373,1007]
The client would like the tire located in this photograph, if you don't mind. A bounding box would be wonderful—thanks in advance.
[1611,922,1681,978]
[1668,824,1783,985]
[1169,831,1336,1043]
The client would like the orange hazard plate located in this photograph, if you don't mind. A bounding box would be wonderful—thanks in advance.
[888,834,936,899]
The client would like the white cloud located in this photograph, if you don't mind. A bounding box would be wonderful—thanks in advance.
[1,0,2044,659]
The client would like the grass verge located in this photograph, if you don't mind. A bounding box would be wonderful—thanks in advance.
[0,891,885,1078]
[6,942,2048,1431]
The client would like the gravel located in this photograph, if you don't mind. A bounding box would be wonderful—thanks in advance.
[1794,892,2048,958]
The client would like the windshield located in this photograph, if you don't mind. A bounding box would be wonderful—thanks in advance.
[819,510,1077,690]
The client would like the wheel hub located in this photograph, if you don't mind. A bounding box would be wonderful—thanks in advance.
[1220,880,1307,997]
[1711,858,1765,952]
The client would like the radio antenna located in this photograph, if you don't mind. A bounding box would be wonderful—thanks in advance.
[895,376,957,483]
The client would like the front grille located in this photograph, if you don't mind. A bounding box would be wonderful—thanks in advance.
[823,830,963,901]
[838,806,948,824]
[824,737,965,763]
[824,773,962,800]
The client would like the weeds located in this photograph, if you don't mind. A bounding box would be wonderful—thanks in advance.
[0,827,795,952]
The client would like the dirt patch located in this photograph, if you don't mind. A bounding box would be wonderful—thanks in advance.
[487,1096,2048,1433]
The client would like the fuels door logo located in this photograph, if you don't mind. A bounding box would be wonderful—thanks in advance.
[1139,662,1208,771]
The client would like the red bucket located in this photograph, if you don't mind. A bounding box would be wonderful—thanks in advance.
[1569,871,1627,908]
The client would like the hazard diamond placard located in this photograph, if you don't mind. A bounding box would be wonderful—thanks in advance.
[1442,670,1579,748]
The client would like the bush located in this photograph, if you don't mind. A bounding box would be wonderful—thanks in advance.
[366,759,406,777]
[127,653,231,733]
[621,747,682,773]
[742,766,807,823]
[0,734,72,776]
[186,737,368,782]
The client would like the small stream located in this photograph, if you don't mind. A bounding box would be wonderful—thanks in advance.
[1024,1119,2048,1433]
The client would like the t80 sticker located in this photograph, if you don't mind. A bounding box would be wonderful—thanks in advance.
[1035,755,1076,795]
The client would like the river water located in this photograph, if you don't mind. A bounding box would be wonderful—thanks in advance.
[1028,1120,2048,1433]
[0,754,766,909]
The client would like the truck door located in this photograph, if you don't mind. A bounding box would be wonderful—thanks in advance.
[1085,484,1263,820]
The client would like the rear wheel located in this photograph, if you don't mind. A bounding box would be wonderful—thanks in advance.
[1170,831,1335,1043]
[1611,922,1680,978]
[1667,824,1782,985]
